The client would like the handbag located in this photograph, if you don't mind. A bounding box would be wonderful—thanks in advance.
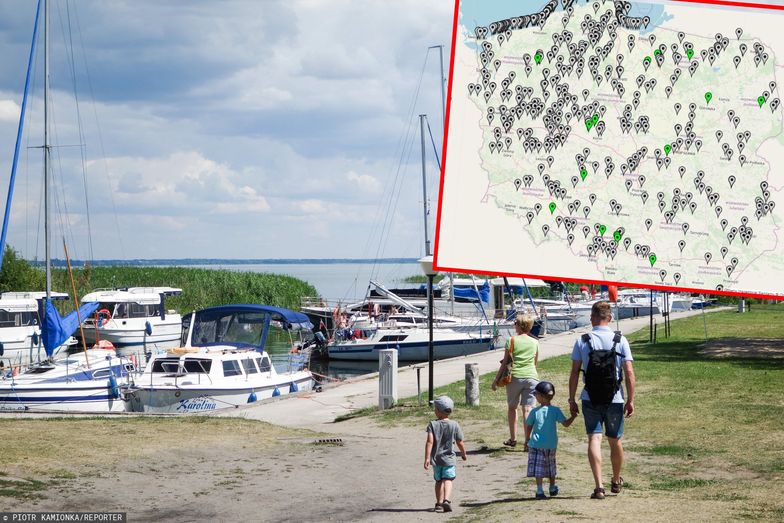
[498,337,515,386]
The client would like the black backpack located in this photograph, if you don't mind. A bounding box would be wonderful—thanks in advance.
[581,331,623,405]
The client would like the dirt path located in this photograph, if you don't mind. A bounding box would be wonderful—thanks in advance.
[9,414,760,522]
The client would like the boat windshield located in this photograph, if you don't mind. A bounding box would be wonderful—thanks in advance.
[191,311,266,348]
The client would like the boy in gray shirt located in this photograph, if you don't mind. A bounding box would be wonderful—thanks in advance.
[424,395,467,513]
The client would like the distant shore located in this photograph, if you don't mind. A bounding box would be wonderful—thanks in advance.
[34,258,418,268]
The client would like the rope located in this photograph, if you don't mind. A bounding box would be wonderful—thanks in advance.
[310,371,344,382]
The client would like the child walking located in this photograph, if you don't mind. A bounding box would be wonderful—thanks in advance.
[524,381,577,499]
[424,395,467,512]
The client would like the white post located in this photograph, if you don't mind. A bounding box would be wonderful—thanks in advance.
[465,363,479,406]
[738,299,746,313]
[378,349,398,410]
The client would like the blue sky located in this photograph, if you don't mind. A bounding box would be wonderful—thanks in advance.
[0,0,453,260]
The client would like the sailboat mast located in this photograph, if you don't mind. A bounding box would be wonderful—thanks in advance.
[419,114,430,256]
[43,0,51,299]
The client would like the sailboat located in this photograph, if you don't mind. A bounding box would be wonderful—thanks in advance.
[0,0,138,412]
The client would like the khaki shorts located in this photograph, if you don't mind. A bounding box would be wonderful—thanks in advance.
[506,377,539,407]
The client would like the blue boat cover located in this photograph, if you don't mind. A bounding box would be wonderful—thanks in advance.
[453,281,490,304]
[42,299,100,357]
[194,304,312,330]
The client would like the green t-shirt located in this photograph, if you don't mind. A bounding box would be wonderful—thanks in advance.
[505,334,538,379]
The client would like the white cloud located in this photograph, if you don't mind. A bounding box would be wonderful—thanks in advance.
[100,151,270,215]
[0,99,19,122]
[345,171,381,194]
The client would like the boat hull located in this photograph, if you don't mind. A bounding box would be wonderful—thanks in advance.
[327,336,495,361]
[123,374,313,413]
[0,383,127,412]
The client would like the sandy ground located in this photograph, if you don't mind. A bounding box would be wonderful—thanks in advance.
[700,337,784,359]
[8,413,768,522]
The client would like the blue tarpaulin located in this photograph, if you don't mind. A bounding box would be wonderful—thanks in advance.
[42,299,100,357]
[453,281,490,304]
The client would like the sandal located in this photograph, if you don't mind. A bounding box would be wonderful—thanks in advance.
[611,477,624,494]
[503,439,517,447]
[591,488,606,499]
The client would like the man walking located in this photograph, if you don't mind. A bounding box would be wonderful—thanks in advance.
[568,301,636,499]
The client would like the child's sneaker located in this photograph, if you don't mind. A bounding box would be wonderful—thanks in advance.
[549,485,560,497]
[535,492,548,500]
[433,503,443,512]
[442,500,453,512]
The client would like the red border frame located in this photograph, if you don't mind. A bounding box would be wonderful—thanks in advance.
[433,0,784,300]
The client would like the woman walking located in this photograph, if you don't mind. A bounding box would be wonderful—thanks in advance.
[492,314,539,448]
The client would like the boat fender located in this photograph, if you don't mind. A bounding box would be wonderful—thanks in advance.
[248,391,257,403]
[272,387,281,397]
[289,382,299,393]
[107,375,120,399]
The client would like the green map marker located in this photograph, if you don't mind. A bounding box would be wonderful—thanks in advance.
[580,167,588,181]
[649,254,657,266]
[687,48,694,59]
[704,92,712,105]
[599,224,607,236]
[592,114,599,124]
[549,202,556,214]
[654,49,662,56]
[644,56,651,64]
[534,52,543,65]
[758,95,766,107]
[585,118,593,131]
[664,144,672,156]
[613,231,622,242]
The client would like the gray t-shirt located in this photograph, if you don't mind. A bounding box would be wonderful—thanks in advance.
[426,419,464,467]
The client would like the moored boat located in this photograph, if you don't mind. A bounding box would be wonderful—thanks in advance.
[122,304,314,413]
[0,347,135,412]
[79,287,183,357]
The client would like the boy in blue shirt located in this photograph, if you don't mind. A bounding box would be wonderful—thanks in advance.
[524,381,577,499]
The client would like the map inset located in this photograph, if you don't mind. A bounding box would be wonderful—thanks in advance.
[436,0,784,297]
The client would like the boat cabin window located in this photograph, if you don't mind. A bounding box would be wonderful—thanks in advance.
[182,359,212,373]
[0,310,36,328]
[241,358,258,374]
[258,357,271,372]
[152,357,181,373]
[128,302,160,319]
[379,334,408,343]
[93,302,118,318]
[222,360,242,377]
[92,369,112,380]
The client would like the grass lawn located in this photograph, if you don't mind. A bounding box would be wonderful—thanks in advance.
[0,417,300,502]
[353,308,784,521]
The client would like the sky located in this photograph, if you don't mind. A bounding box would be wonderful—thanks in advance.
[0,0,454,261]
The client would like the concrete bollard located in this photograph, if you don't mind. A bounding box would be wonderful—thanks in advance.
[465,363,479,406]
[378,349,398,410]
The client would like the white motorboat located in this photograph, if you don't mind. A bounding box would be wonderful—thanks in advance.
[79,287,183,356]
[123,304,314,414]
[327,325,496,361]
[0,292,76,368]
[0,348,136,412]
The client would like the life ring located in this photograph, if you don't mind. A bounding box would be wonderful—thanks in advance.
[97,309,112,327]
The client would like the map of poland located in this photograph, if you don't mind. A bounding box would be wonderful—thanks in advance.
[436,0,784,297]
